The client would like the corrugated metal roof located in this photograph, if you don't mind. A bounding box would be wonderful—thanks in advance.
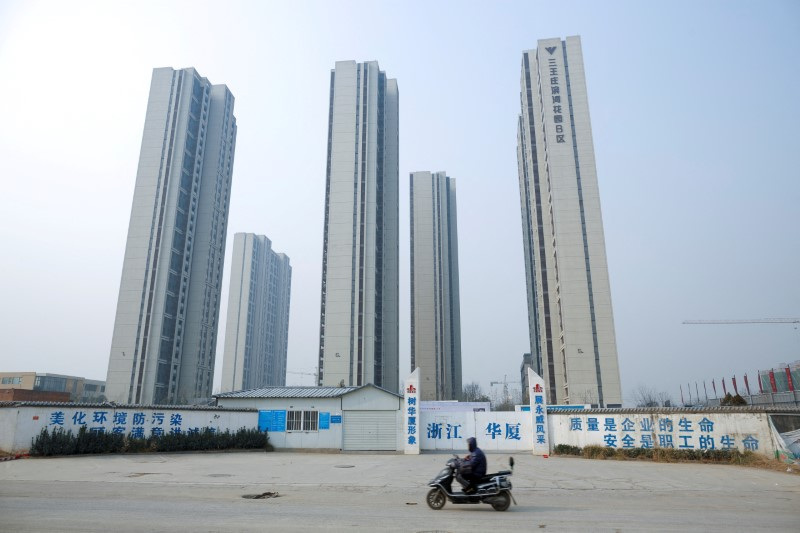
[214,386,360,399]
[0,401,255,411]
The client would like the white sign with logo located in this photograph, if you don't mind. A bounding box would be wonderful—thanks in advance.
[404,367,420,455]
[528,367,549,455]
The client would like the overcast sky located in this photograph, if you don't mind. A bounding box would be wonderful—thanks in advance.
[1,0,798,405]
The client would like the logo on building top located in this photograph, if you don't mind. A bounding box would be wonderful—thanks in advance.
[407,384,416,394]
[545,46,557,55]
[534,384,543,393]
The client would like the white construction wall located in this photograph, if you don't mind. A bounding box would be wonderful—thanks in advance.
[0,404,257,453]
[549,410,777,456]
[419,411,533,452]
[2,402,792,460]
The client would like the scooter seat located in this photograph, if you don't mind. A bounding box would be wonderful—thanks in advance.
[484,470,511,478]
[477,470,511,483]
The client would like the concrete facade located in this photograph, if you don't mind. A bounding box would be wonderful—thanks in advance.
[517,36,622,407]
[410,171,462,400]
[221,233,291,392]
[317,60,399,392]
[106,67,237,405]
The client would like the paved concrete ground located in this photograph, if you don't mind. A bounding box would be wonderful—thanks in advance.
[1,451,798,532]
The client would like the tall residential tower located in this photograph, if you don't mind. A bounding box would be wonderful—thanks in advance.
[517,36,622,407]
[317,60,399,392]
[220,233,291,392]
[410,171,462,400]
[106,67,237,405]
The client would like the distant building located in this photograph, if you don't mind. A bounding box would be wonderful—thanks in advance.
[221,233,291,392]
[517,36,622,407]
[410,171,462,401]
[0,372,35,390]
[106,67,237,405]
[758,361,800,393]
[520,353,533,404]
[317,60,399,392]
[0,372,105,402]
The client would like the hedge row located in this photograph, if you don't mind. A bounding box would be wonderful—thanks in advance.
[552,443,758,464]
[30,426,271,456]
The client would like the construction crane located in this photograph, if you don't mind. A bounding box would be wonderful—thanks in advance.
[683,318,799,325]
[490,375,513,405]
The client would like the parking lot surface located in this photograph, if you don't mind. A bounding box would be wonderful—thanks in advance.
[1,451,798,532]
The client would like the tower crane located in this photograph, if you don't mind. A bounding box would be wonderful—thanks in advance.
[490,375,513,405]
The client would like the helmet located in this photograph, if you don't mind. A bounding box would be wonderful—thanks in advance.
[467,437,477,452]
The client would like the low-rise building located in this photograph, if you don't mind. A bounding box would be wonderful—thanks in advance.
[215,385,402,451]
[0,372,105,402]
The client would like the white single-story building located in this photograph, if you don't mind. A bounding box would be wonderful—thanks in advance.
[214,385,403,451]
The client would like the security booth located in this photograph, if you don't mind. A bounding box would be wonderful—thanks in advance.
[214,384,402,451]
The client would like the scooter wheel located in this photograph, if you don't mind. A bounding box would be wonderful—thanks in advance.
[426,488,446,510]
[490,491,511,511]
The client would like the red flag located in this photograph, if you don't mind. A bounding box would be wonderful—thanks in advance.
[769,370,777,393]
[712,379,717,398]
[680,384,685,405]
[787,367,795,392]
[687,383,693,404]
[744,374,751,396]
[732,376,738,395]
[703,381,708,402]
[695,382,700,403]
[722,378,727,395]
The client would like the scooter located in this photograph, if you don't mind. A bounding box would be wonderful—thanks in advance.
[426,455,515,511]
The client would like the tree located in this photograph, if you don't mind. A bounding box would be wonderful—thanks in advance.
[578,389,598,406]
[462,382,490,403]
[631,385,672,407]
[493,399,516,412]
[720,393,748,406]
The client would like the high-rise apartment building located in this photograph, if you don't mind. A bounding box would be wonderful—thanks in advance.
[317,60,399,392]
[221,233,291,392]
[106,67,237,405]
[410,171,462,400]
[520,352,533,404]
[517,36,622,407]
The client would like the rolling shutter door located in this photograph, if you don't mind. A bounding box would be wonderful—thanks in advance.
[343,411,397,451]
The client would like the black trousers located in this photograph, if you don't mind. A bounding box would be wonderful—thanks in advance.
[456,471,481,491]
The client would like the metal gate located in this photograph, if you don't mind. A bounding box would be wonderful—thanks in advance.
[343,411,397,451]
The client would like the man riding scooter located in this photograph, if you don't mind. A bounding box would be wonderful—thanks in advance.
[456,437,486,494]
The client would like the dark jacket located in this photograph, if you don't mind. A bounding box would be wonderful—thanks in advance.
[463,444,487,477]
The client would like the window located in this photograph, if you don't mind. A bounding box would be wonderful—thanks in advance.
[286,410,318,432]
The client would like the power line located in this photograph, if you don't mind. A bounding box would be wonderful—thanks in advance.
[683,318,799,325]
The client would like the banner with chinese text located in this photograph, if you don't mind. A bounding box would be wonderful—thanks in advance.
[403,368,420,454]
[528,368,549,455]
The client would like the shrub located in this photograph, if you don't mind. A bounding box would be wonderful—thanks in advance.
[553,444,582,456]
[583,445,616,459]
[618,447,653,459]
[720,393,748,406]
[30,426,269,456]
